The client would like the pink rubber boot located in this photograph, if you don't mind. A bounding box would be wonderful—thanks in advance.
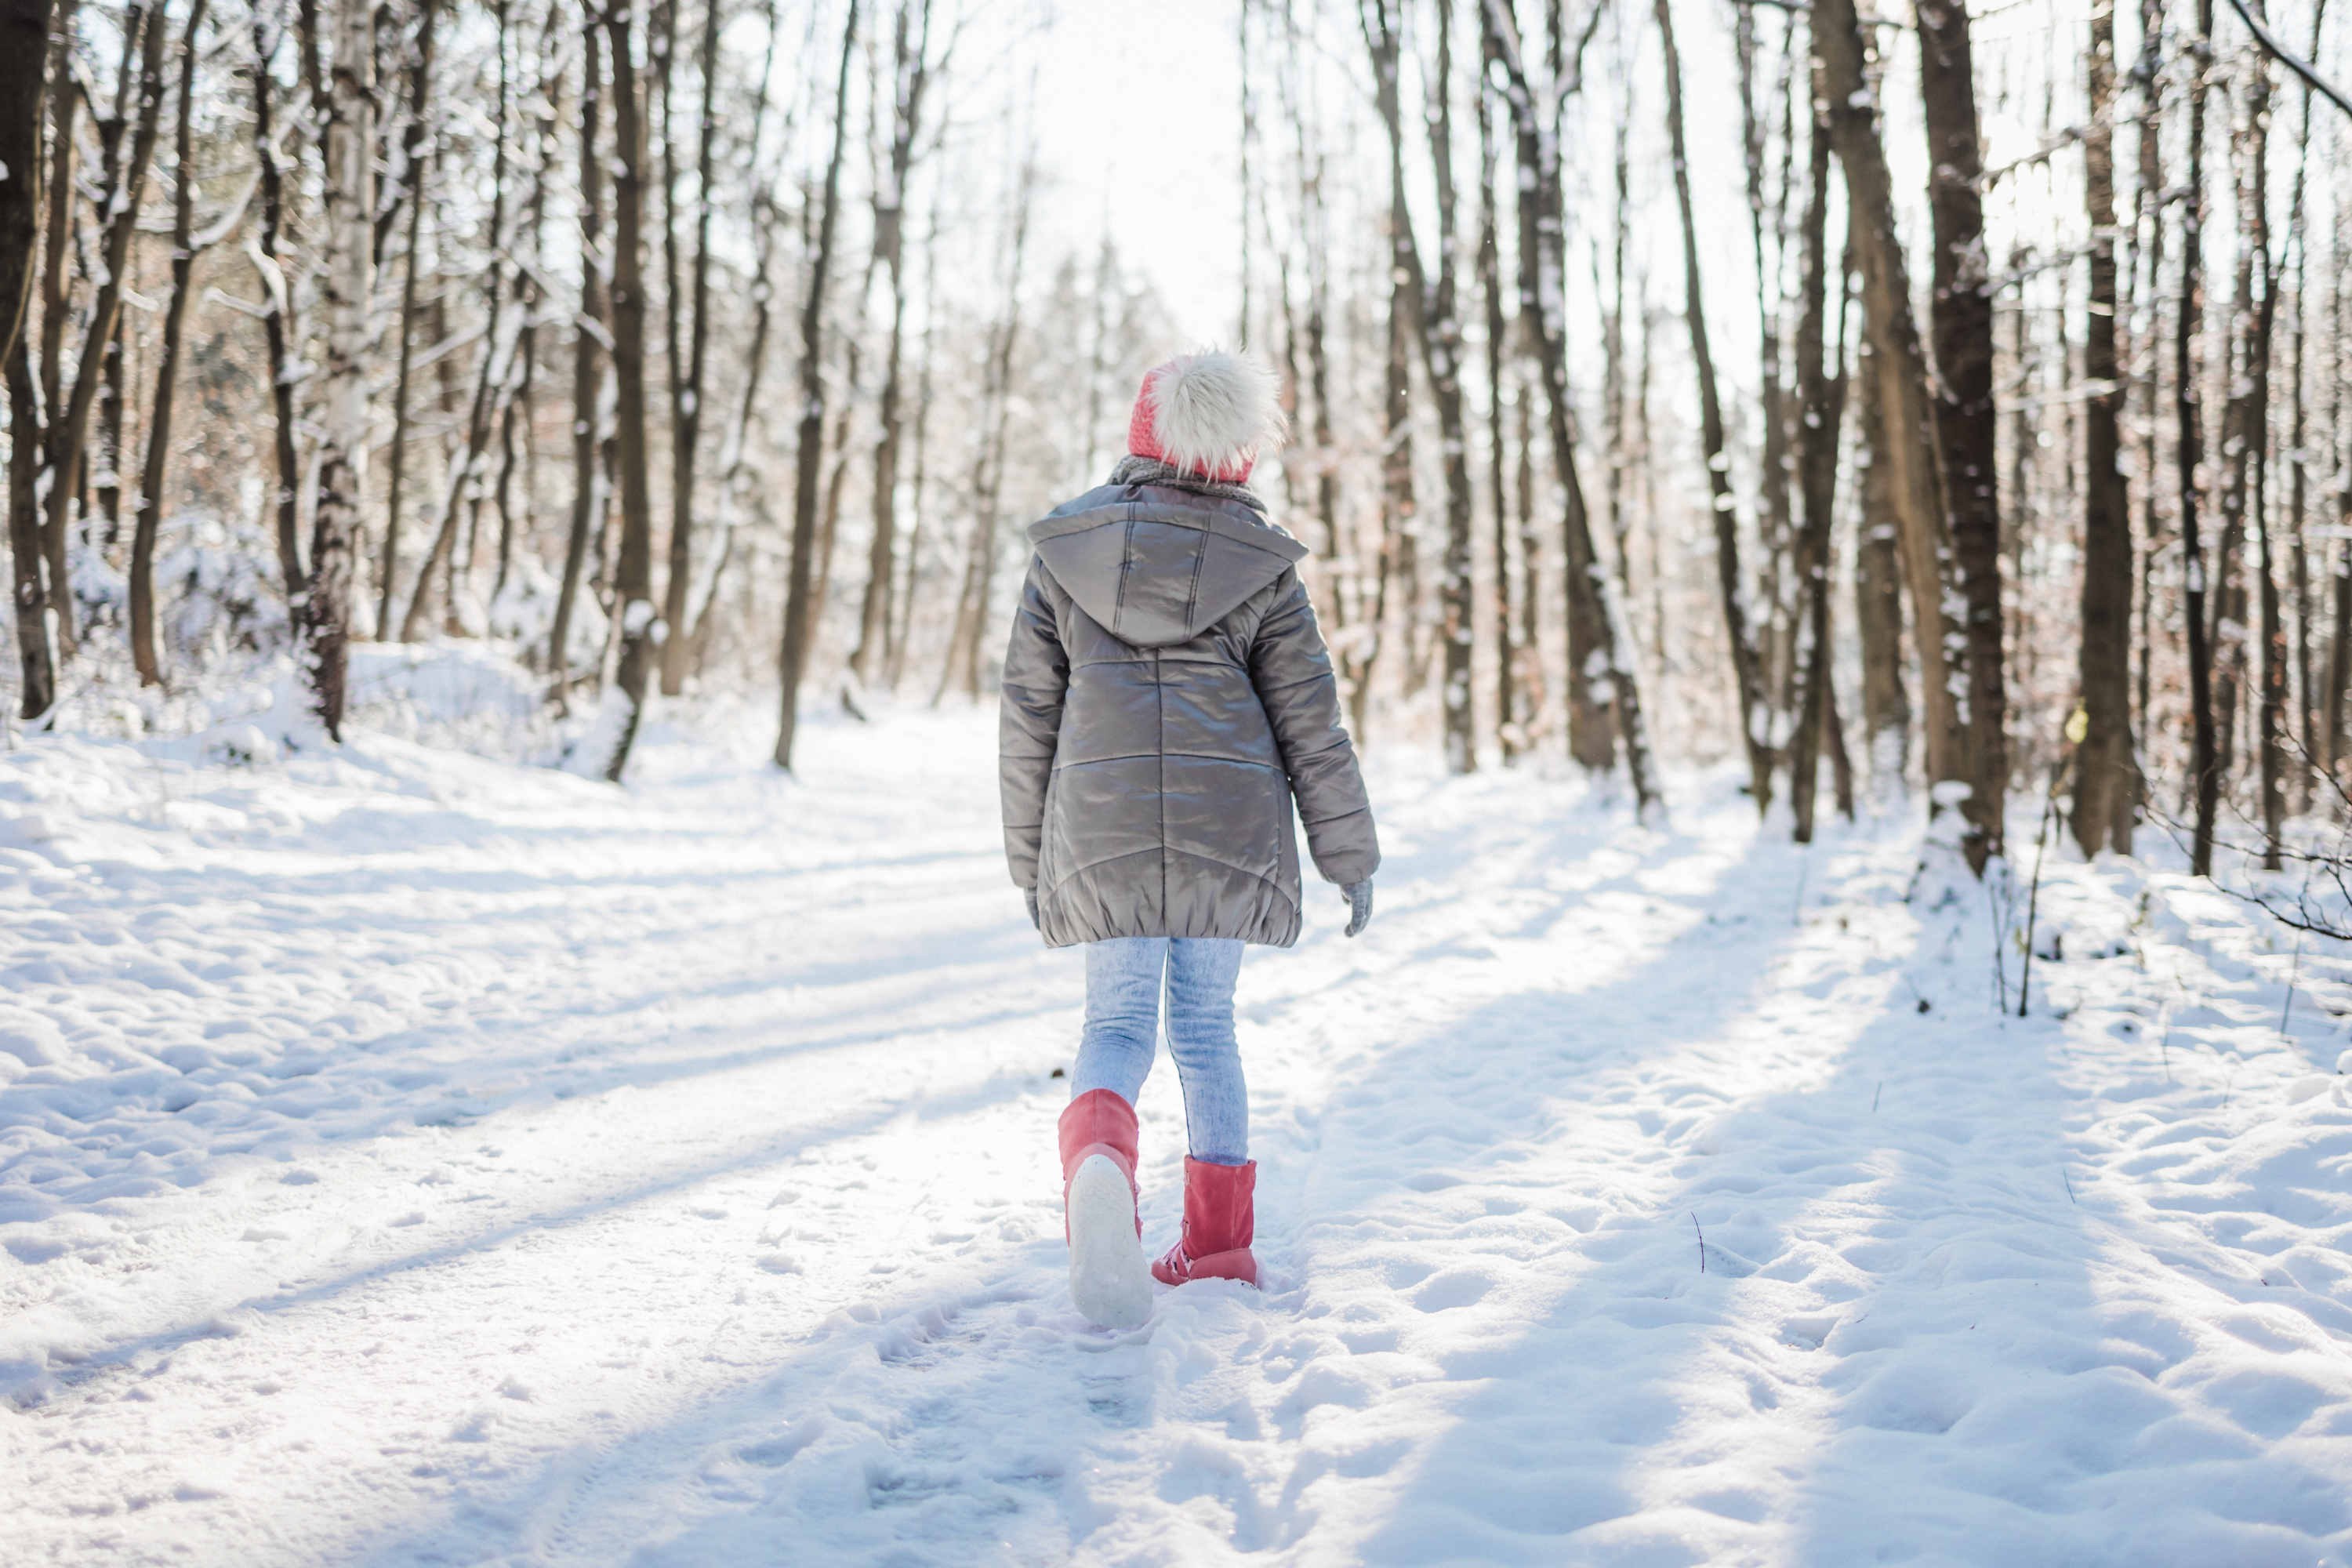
[1058,1089,1150,1327]
[1152,1158,1259,1287]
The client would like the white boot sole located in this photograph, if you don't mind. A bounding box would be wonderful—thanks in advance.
[1067,1154,1151,1329]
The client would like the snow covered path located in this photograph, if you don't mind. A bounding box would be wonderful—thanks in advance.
[5,708,2352,1566]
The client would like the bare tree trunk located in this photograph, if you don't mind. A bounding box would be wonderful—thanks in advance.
[1602,38,1635,726]
[1658,0,1772,807]
[602,0,657,778]
[657,0,717,694]
[96,310,124,551]
[2074,0,2135,855]
[302,0,375,738]
[129,0,211,688]
[1482,0,1657,810]
[6,336,50,717]
[1479,67,1516,760]
[2225,46,2283,868]
[809,365,857,656]
[1813,0,1970,812]
[1363,0,1474,770]
[376,0,438,640]
[402,0,522,645]
[2135,0,2167,746]
[550,5,605,702]
[1790,61,1847,842]
[1854,340,1911,784]
[5,0,64,715]
[0,0,57,368]
[495,4,559,608]
[1735,2,1795,725]
[250,5,306,600]
[884,206,938,690]
[42,0,169,659]
[2183,0,2220,876]
[2285,4,2323,806]
[850,0,935,692]
[2325,132,2351,779]
[1918,0,2005,868]
[937,161,1033,708]
[1425,0,1474,771]
[37,0,74,437]
[687,0,782,673]
[773,0,860,769]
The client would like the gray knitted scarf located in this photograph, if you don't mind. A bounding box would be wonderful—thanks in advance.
[1109,455,1266,514]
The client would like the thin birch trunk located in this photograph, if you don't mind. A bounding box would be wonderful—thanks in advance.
[849,0,935,690]
[936,159,1032,708]
[1790,58,1848,841]
[1481,0,1657,810]
[129,0,212,688]
[774,0,860,769]
[376,0,438,639]
[1479,67,1516,759]
[688,0,783,673]
[602,0,657,779]
[1363,0,1474,770]
[2135,0,2166,748]
[1853,401,1908,794]
[1658,0,1772,806]
[658,0,714,695]
[2183,0,2220,875]
[250,4,306,600]
[43,0,169,658]
[303,0,376,737]
[550,4,605,702]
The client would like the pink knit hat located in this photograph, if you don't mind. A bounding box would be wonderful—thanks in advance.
[1125,350,1286,484]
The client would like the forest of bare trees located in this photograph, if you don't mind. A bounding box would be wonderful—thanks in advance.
[6,0,2352,877]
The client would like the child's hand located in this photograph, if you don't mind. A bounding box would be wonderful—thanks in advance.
[1342,880,1374,938]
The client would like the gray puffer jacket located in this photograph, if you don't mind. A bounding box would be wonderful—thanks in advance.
[1000,481,1379,948]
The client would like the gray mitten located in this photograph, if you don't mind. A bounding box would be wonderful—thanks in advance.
[1342,880,1374,938]
[1024,887,1040,929]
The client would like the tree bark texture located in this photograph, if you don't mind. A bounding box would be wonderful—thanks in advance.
[1813,0,1971,808]
[43,0,169,657]
[551,6,606,702]
[302,0,376,739]
[250,7,306,599]
[1790,67,1849,843]
[1480,0,1657,811]
[851,0,934,690]
[1854,344,1912,784]
[659,0,718,695]
[1917,0,2005,866]
[130,0,211,688]
[2182,0,2219,877]
[604,0,657,779]
[774,0,860,769]
[376,0,438,640]
[2074,0,2136,856]
[0,0,56,368]
[1658,0,1773,808]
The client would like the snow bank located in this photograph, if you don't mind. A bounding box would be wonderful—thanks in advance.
[4,707,2350,1564]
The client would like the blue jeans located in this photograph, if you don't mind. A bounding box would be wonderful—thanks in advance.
[1072,937,1248,1165]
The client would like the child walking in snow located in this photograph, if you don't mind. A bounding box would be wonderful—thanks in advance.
[998,350,1380,1328]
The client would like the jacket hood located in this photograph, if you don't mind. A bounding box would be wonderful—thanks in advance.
[1028,483,1309,648]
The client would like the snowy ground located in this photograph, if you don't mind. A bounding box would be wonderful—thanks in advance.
[5,688,2352,1566]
